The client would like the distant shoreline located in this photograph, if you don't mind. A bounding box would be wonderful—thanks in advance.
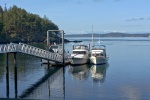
[0,39,82,44]
[65,32,150,37]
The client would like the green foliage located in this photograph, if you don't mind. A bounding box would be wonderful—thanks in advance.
[0,5,59,43]
[0,21,3,32]
[0,6,4,21]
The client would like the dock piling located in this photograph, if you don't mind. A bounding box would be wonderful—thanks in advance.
[14,53,18,98]
[62,30,64,65]
[6,53,9,98]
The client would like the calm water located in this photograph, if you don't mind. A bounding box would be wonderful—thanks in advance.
[0,37,150,100]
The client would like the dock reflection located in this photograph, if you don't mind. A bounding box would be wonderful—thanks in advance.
[68,64,90,81]
[4,53,18,98]
[4,61,109,99]
[90,63,109,83]
[19,65,65,99]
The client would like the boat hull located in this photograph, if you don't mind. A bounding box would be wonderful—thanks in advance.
[70,57,89,65]
[90,56,108,65]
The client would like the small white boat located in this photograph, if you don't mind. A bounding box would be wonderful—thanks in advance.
[90,27,108,65]
[42,44,70,65]
[69,45,90,65]
[90,45,108,65]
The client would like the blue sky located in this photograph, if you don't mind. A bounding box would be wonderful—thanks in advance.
[1,0,150,34]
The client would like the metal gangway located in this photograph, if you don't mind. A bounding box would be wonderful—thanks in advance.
[0,42,63,63]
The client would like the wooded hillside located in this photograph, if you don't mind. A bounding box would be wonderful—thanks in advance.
[0,5,59,43]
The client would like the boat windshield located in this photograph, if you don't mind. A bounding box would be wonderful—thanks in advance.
[73,51,86,54]
[91,53,104,56]
[92,45,105,50]
[75,45,88,50]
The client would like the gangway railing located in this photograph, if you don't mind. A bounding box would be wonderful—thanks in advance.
[0,43,63,63]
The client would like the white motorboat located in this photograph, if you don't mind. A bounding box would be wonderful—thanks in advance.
[90,45,108,65]
[90,26,108,65]
[42,44,70,65]
[69,45,90,65]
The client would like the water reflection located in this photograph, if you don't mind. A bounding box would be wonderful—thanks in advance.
[0,54,5,81]
[19,65,65,99]
[68,64,90,81]
[90,63,108,83]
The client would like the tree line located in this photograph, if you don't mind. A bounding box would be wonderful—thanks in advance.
[0,5,60,43]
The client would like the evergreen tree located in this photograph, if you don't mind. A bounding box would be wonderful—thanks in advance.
[0,5,60,43]
[0,5,3,21]
[4,4,7,12]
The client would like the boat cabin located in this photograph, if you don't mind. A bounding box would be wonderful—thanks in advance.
[91,45,106,57]
[74,45,89,50]
[91,50,105,57]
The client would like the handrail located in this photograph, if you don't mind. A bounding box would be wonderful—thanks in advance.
[0,43,63,63]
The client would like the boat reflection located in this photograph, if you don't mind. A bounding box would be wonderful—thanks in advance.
[68,64,90,81]
[90,63,108,83]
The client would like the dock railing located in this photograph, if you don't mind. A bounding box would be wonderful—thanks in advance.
[0,43,63,63]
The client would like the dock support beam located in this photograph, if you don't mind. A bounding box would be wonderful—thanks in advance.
[63,67,65,99]
[47,31,50,49]
[72,45,74,50]
[88,43,90,51]
[48,60,50,69]
[6,53,9,98]
[62,30,64,65]
[47,30,65,66]
[14,53,18,98]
